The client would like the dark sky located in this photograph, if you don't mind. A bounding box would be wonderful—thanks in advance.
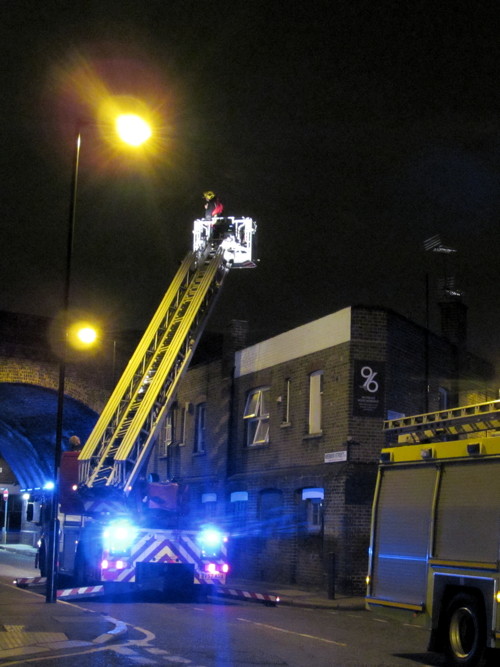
[2,1,500,368]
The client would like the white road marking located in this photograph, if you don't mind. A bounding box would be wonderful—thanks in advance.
[237,617,348,647]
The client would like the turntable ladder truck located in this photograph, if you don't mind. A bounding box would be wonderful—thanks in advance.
[43,216,257,595]
[366,399,500,666]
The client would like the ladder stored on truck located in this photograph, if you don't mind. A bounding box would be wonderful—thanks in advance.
[78,218,256,511]
[384,399,500,444]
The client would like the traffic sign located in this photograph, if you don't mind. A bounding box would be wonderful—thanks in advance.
[2,489,8,501]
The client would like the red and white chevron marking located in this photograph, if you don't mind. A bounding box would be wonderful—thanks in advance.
[14,576,47,587]
[57,585,104,600]
[14,578,104,600]
[212,585,279,605]
[102,530,227,584]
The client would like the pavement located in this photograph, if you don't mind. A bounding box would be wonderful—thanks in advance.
[0,542,365,659]
[0,544,127,660]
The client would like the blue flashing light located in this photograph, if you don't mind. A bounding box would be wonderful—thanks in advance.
[43,481,55,491]
[102,519,138,555]
[197,526,227,557]
[199,528,223,549]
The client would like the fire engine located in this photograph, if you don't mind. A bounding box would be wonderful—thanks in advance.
[37,217,257,596]
[366,399,500,666]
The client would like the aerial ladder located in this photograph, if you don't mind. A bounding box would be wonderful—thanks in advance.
[78,217,256,512]
[384,398,500,445]
[39,217,256,593]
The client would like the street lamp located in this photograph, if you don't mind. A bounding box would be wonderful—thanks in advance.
[115,113,152,146]
[45,115,152,603]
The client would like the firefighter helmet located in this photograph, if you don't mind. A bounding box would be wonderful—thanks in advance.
[203,190,215,200]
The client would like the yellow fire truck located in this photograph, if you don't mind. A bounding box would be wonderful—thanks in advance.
[366,400,500,667]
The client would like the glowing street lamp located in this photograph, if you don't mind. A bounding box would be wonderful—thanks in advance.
[67,322,99,350]
[45,113,152,604]
[76,325,98,346]
[116,113,152,146]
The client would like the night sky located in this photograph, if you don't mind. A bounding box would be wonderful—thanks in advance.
[2,1,500,368]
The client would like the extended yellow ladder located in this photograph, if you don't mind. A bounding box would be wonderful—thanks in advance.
[385,399,500,444]
[78,247,229,498]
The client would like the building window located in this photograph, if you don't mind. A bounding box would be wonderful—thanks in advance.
[308,371,323,434]
[201,492,217,520]
[438,387,449,410]
[306,499,323,533]
[158,411,174,458]
[243,387,270,446]
[229,491,248,531]
[387,410,405,421]
[179,402,190,446]
[26,502,35,522]
[301,487,324,535]
[281,378,291,425]
[194,403,206,454]
[259,489,284,536]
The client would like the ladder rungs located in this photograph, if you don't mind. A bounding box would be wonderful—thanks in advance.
[81,250,228,491]
[385,400,500,440]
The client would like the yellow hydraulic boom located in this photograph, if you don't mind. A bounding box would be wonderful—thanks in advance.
[78,246,229,508]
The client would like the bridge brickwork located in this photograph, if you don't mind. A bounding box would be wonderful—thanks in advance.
[0,347,112,414]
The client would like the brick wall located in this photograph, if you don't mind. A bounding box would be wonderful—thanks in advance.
[0,356,110,413]
[164,305,495,596]
[147,358,232,526]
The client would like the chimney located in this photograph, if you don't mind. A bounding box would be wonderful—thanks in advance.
[222,320,249,376]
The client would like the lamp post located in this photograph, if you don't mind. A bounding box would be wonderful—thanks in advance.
[45,128,81,603]
[45,114,152,603]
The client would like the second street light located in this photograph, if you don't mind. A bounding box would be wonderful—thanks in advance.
[45,112,153,603]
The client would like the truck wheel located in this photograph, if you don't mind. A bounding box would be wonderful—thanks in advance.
[444,593,488,667]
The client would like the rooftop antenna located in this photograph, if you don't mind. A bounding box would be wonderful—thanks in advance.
[423,234,457,254]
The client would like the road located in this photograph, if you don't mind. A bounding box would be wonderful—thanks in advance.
[81,595,446,667]
[0,549,446,667]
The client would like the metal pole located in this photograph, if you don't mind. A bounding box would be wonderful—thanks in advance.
[327,552,336,600]
[425,273,430,412]
[1,493,8,544]
[46,129,81,603]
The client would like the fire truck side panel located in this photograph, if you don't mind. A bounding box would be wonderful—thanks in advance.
[433,460,500,562]
[370,465,435,608]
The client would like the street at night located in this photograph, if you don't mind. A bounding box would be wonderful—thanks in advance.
[0,547,447,667]
[2,4,500,667]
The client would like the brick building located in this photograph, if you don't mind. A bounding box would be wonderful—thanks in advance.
[150,305,495,595]
[0,306,496,591]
